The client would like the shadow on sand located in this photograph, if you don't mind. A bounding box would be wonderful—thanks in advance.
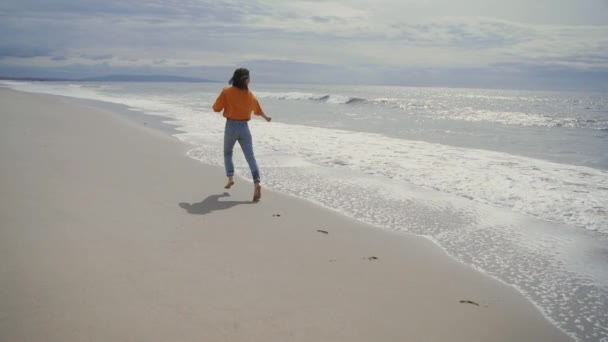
[179,193,253,215]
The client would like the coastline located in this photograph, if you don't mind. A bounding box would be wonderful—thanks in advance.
[0,88,573,341]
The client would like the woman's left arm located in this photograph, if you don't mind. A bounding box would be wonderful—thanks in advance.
[253,97,271,122]
[260,113,272,122]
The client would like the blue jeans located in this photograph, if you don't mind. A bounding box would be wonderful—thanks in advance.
[224,120,260,183]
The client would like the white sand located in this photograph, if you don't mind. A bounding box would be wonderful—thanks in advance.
[0,88,572,341]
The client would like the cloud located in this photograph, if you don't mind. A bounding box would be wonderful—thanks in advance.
[0,45,52,58]
[0,0,606,88]
[80,53,113,61]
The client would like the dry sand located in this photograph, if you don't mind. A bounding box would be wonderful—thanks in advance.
[0,88,572,341]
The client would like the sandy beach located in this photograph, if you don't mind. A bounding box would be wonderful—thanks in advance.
[0,87,573,341]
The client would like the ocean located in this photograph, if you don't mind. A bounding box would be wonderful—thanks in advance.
[2,80,607,341]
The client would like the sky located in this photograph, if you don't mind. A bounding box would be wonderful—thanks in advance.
[1,0,607,89]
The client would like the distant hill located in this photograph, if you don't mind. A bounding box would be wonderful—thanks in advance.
[1,75,219,83]
[0,76,71,82]
[79,75,219,83]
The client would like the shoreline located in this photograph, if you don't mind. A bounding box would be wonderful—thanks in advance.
[0,87,574,341]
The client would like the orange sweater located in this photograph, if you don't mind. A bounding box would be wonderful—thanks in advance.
[212,87,263,121]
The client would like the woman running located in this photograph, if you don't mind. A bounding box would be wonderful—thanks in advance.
[212,68,271,202]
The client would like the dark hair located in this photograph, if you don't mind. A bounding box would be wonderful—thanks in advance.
[229,68,250,90]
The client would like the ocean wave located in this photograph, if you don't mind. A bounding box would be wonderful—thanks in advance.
[174,106,608,235]
[255,91,367,105]
[273,127,607,234]
[345,97,366,104]
[434,110,608,130]
[368,96,608,130]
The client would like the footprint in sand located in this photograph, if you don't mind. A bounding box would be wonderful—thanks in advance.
[459,300,480,306]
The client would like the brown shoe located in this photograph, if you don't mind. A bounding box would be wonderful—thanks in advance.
[253,184,261,202]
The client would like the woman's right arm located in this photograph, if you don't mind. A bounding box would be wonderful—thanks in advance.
[252,96,271,122]
[212,89,225,112]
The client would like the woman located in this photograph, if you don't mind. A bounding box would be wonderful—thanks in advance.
[212,68,271,202]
